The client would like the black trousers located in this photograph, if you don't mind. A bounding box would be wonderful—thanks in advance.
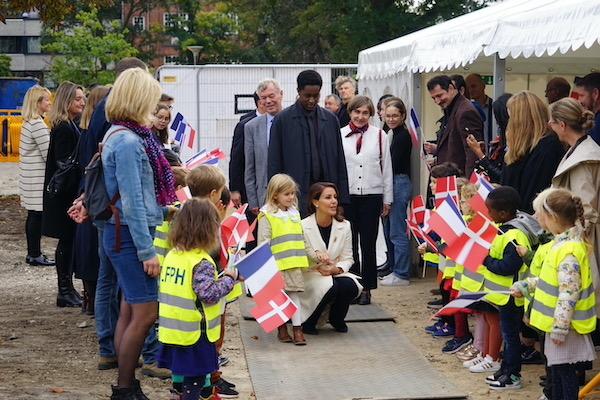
[25,210,43,257]
[551,364,579,400]
[345,194,382,290]
[304,277,360,327]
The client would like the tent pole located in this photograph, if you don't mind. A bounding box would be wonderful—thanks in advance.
[412,72,423,197]
[492,54,506,137]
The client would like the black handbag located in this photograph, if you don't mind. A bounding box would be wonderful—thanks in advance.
[45,121,82,199]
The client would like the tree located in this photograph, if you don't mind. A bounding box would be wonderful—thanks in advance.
[0,54,12,76]
[43,9,138,87]
[0,0,108,27]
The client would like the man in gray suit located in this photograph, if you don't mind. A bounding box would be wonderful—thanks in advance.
[244,79,283,214]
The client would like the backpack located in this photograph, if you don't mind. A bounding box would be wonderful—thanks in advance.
[83,128,127,221]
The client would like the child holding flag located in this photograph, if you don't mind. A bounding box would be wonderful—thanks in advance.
[157,198,240,400]
[513,188,596,400]
[258,174,309,345]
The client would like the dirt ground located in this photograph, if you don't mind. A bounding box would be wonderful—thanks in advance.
[1,193,598,400]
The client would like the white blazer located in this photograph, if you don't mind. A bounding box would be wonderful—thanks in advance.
[340,124,393,204]
[298,215,362,322]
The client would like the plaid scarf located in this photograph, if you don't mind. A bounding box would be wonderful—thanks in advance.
[113,120,176,206]
[347,121,369,153]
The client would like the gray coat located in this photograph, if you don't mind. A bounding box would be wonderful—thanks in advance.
[244,114,270,210]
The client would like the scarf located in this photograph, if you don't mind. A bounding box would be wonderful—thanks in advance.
[347,121,369,153]
[114,120,176,206]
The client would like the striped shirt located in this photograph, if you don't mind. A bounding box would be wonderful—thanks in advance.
[19,118,50,211]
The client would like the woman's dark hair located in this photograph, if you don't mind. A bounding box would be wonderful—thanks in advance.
[153,103,171,144]
[385,98,407,128]
[493,93,512,137]
[308,182,344,222]
[297,70,323,90]
[377,94,394,112]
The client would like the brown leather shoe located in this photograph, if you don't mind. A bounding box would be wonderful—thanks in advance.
[277,324,292,343]
[292,326,306,346]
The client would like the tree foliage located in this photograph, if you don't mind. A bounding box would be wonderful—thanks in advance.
[0,54,12,76]
[43,9,138,87]
[0,0,109,27]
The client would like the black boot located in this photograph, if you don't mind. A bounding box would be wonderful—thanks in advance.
[110,386,137,400]
[132,379,149,400]
[56,253,81,308]
[82,280,96,316]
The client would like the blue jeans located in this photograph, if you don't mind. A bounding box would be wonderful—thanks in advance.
[388,174,412,280]
[499,298,523,376]
[95,224,159,364]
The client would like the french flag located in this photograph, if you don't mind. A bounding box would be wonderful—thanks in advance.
[235,243,286,305]
[469,176,494,218]
[170,112,198,159]
[444,213,497,272]
[434,176,459,208]
[427,194,466,246]
[407,108,421,148]
[185,148,226,169]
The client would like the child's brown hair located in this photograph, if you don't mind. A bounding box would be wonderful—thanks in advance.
[186,165,226,197]
[430,162,463,178]
[168,198,220,252]
[541,188,586,229]
[171,166,191,187]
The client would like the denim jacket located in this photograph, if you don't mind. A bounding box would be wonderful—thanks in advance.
[102,125,164,261]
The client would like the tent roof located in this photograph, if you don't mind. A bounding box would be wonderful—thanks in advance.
[358,0,600,79]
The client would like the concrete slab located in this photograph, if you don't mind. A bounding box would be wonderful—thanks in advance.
[239,319,467,400]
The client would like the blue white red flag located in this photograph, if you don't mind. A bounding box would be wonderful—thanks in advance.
[427,194,466,246]
[185,148,226,169]
[170,112,198,159]
[469,175,494,218]
[407,108,421,148]
[235,242,286,305]
[434,292,492,317]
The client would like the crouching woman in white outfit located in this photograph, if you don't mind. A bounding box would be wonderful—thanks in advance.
[300,182,362,334]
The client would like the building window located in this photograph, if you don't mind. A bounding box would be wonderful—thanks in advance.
[164,56,179,65]
[164,13,189,30]
[0,37,21,53]
[26,37,41,54]
[133,16,145,32]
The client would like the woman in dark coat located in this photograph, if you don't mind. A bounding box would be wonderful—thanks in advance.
[42,81,86,308]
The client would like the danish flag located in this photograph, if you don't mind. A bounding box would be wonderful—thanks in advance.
[175,186,192,204]
[410,195,427,225]
[250,289,298,333]
[435,176,459,208]
[221,204,250,247]
[444,213,497,272]
[407,219,438,252]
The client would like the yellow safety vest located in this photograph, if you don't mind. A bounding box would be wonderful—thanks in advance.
[460,265,486,293]
[442,257,456,280]
[423,252,439,269]
[529,241,596,334]
[484,228,530,306]
[523,240,554,314]
[154,220,171,266]
[452,263,463,291]
[262,211,309,271]
[158,249,227,345]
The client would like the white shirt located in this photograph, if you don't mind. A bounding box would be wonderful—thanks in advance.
[340,124,393,204]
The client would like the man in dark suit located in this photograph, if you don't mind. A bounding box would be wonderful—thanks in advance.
[424,75,484,177]
[268,70,350,216]
[229,91,266,206]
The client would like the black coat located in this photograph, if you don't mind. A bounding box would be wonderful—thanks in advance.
[337,103,350,128]
[268,101,350,215]
[229,114,256,203]
[42,120,82,239]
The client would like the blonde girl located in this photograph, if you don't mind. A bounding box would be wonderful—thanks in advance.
[258,174,309,345]
[512,188,596,400]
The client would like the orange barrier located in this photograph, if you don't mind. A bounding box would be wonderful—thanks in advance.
[0,110,23,162]
[580,372,600,399]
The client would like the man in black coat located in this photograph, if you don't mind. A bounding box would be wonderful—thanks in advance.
[268,70,350,216]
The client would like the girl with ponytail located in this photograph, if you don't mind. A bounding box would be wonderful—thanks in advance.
[512,188,596,400]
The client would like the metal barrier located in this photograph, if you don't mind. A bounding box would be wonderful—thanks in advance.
[0,110,23,162]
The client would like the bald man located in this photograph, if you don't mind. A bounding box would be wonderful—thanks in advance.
[545,77,571,104]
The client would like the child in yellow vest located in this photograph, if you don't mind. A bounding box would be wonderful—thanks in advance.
[258,174,309,345]
[512,188,596,400]
[157,198,239,400]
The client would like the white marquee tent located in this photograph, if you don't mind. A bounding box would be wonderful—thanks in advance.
[357,0,600,193]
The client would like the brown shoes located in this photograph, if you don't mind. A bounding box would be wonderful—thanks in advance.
[277,325,292,343]
[292,326,306,346]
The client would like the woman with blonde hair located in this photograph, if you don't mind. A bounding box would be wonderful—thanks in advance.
[19,85,54,267]
[501,90,564,213]
[42,81,86,308]
[101,67,176,399]
[79,85,110,131]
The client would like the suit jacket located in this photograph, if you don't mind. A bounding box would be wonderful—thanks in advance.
[244,114,270,209]
[229,114,256,202]
[268,101,350,215]
[436,94,483,177]
[239,109,257,122]
[299,215,361,322]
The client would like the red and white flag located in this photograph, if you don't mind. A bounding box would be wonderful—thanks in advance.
[444,213,497,272]
[185,148,226,169]
[175,186,192,204]
[469,177,494,218]
[427,195,466,246]
[410,195,427,225]
[469,170,489,185]
[250,289,298,333]
[221,204,250,247]
[435,176,458,208]
[407,219,438,252]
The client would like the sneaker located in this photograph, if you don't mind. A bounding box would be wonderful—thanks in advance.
[456,344,480,361]
[98,355,118,370]
[141,362,171,379]
[215,379,239,398]
[488,373,522,391]
[427,299,444,309]
[442,336,473,354]
[469,355,501,373]
[218,355,230,367]
[485,369,505,384]
[424,320,444,334]
[463,354,485,368]
[218,377,236,389]
[431,323,455,338]
[378,268,392,279]
[380,273,410,286]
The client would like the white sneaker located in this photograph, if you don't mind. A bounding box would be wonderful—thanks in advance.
[469,355,501,373]
[463,354,484,368]
[380,273,410,286]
